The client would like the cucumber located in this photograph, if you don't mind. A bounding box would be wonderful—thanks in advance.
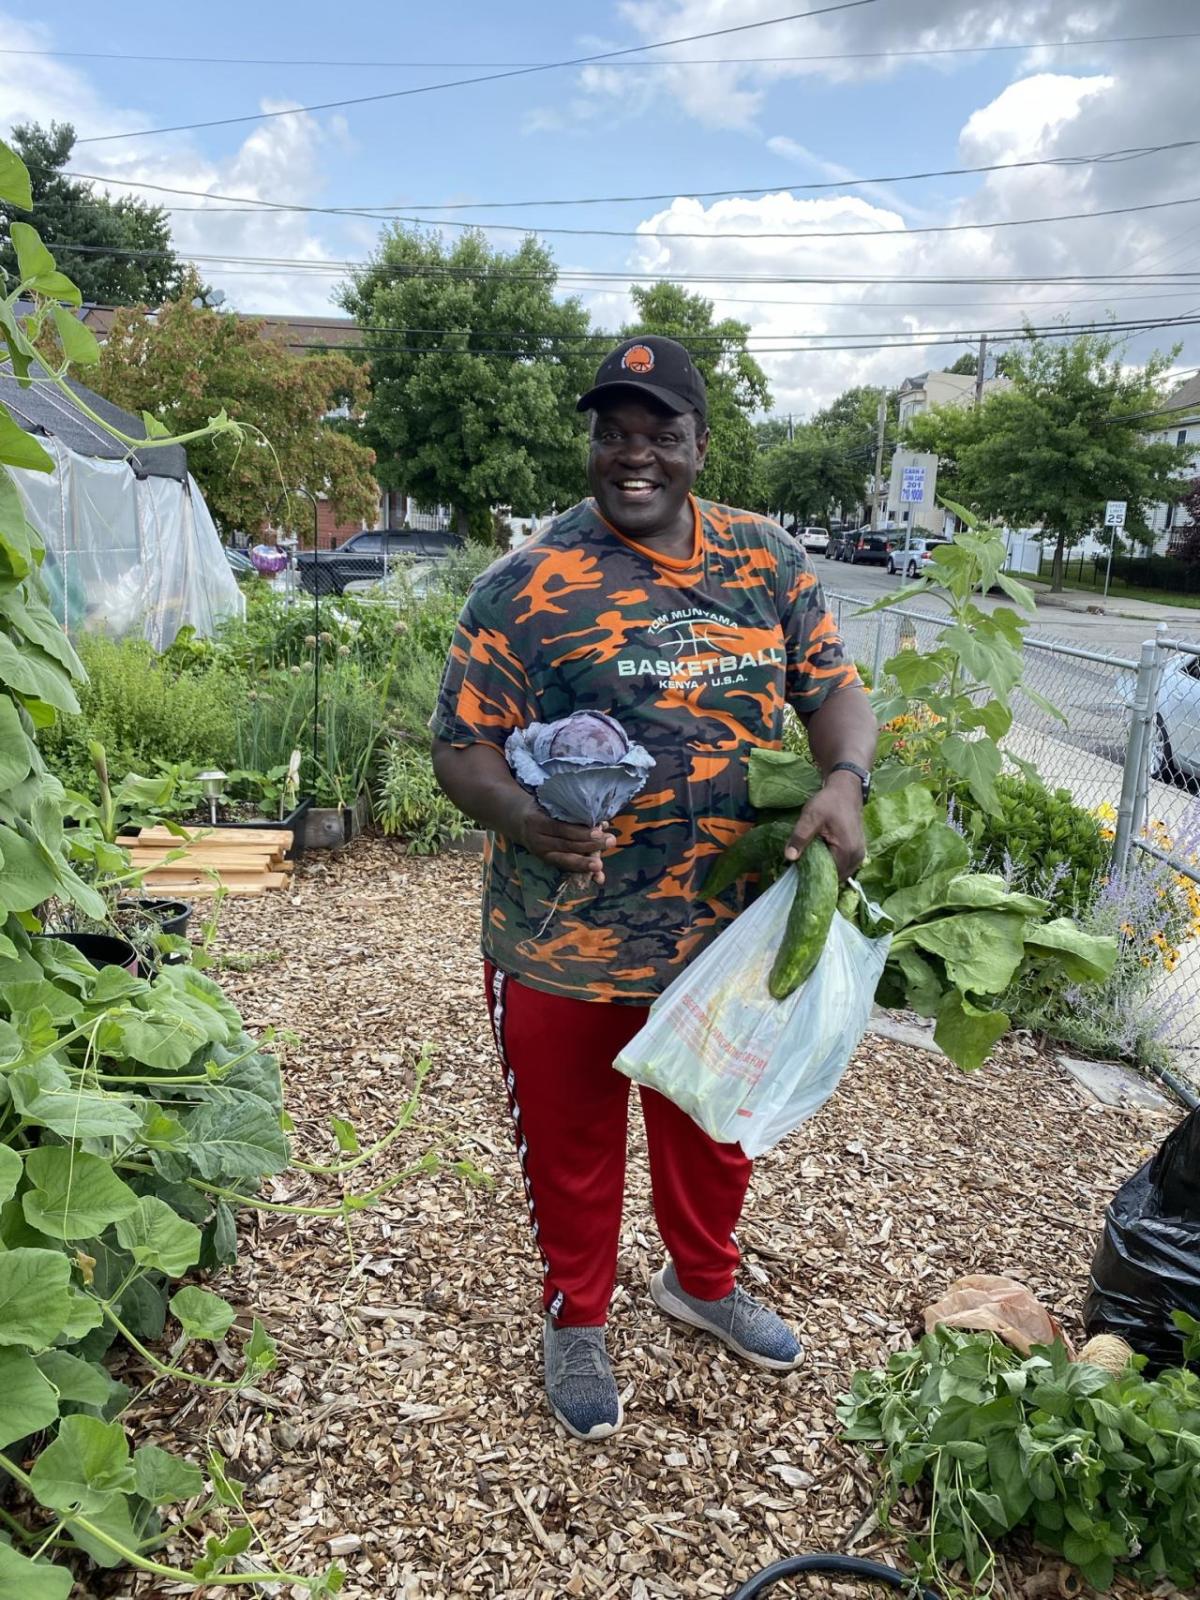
[769,839,839,999]
[701,818,794,899]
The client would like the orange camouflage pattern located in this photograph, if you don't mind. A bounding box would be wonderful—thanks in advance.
[432,495,859,1003]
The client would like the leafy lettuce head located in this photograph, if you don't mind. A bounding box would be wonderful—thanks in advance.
[505,711,655,826]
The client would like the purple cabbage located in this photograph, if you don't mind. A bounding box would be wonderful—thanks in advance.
[505,711,655,826]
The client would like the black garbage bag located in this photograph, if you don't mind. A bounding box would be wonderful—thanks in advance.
[1083,1107,1200,1369]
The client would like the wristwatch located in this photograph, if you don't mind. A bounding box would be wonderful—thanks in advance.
[828,761,871,804]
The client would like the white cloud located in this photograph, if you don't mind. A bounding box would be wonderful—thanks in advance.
[958,73,1113,163]
[0,10,348,317]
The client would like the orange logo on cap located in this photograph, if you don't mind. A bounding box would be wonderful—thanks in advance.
[621,344,655,374]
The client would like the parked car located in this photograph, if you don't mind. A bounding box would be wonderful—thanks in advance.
[840,528,894,566]
[1122,651,1200,785]
[295,527,462,595]
[887,536,951,578]
[796,525,830,554]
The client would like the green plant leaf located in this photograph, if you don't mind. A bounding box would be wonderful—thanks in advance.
[180,1094,289,1180]
[0,1346,60,1446]
[893,946,946,1016]
[0,695,34,788]
[246,1316,277,1373]
[10,222,56,284]
[0,406,54,473]
[22,1147,139,1241]
[1,591,85,675]
[0,138,33,210]
[50,304,100,366]
[133,1442,205,1505]
[896,909,1028,996]
[114,1196,202,1277]
[0,634,77,710]
[0,1543,72,1600]
[994,570,1037,613]
[863,784,936,857]
[64,1490,147,1570]
[36,1348,117,1407]
[0,824,60,913]
[747,748,824,810]
[940,734,1003,815]
[0,1143,22,1205]
[0,1247,73,1347]
[934,990,1010,1071]
[170,1285,236,1342]
[331,1116,360,1154]
[29,1414,135,1515]
[59,1289,103,1340]
[889,822,971,890]
[9,1062,143,1141]
[1022,917,1117,984]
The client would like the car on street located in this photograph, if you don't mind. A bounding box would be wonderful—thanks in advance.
[790,524,830,554]
[887,536,951,578]
[1121,650,1200,786]
[295,527,462,595]
[839,528,894,566]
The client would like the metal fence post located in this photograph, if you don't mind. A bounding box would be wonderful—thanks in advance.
[870,613,886,686]
[1114,637,1161,871]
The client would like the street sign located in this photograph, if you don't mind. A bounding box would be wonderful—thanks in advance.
[900,466,926,504]
[1104,500,1127,528]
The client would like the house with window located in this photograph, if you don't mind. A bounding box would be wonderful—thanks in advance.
[1146,373,1200,552]
[887,367,1010,533]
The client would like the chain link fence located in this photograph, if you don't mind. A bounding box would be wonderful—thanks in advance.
[825,589,1200,1070]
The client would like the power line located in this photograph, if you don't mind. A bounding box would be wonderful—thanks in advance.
[285,314,1200,358]
[262,314,1200,348]
[62,137,1200,216]
[38,188,1200,248]
[73,0,884,144]
[34,242,1200,287]
[7,30,1197,70]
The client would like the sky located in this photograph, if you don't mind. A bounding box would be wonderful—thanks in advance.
[3,0,1200,418]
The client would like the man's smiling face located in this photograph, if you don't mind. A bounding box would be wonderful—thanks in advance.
[587,396,709,543]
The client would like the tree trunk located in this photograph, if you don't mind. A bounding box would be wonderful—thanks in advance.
[1050,528,1067,592]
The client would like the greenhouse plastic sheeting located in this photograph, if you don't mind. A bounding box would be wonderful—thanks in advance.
[12,439,244,650]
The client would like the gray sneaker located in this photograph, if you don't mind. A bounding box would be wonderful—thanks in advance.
[650,1261,803,1372]
[542,1316,623,1441]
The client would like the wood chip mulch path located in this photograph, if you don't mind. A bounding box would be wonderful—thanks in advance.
[122,837,1181,1600]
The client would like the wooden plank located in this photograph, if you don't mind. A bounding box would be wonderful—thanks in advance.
[129,826,295,848]
[138,872,288,894]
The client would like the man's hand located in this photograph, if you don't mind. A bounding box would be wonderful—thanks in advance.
[784,770,867,881]
[518,799,616,883]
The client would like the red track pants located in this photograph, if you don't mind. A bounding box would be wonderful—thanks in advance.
[484,963,754,1327]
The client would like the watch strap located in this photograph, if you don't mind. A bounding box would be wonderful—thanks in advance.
[829,761,871,799]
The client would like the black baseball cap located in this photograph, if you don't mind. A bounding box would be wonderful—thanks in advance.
[577,335,707,422]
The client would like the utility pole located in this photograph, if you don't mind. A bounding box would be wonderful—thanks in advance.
[974,333,988,407]
[871,392,887,530]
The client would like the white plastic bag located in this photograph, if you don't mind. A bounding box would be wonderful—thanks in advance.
[615,871,891,1158]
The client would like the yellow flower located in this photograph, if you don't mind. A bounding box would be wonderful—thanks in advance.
[1095,802,1117,822]
[1119,921,1135,937]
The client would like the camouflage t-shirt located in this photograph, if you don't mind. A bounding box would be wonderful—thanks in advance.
[432,495,858,1003]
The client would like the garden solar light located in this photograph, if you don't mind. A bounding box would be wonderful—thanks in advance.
[196,769,227,826]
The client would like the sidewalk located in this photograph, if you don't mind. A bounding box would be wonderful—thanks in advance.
[1026,578,1198,628]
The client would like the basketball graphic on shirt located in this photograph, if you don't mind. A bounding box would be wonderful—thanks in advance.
[621,344,655,374]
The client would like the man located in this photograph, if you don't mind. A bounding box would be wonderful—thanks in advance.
[432,336,876,1442]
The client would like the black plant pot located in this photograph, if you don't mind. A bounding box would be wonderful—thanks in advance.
[120,897,193,938]
[34,931,139,974]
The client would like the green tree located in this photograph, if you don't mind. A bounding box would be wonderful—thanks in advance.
[763,426,867,526]
[340,227,592,538]
[92,284,379,537]
[0,122,188,306]
[754,416,793,450]
[905,331,1192,590]
[623,282,771,509]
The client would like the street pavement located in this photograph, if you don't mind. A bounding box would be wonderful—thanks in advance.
[816,555,1200,656]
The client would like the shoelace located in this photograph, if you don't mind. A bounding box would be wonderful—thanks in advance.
[556,1331,610,1382]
